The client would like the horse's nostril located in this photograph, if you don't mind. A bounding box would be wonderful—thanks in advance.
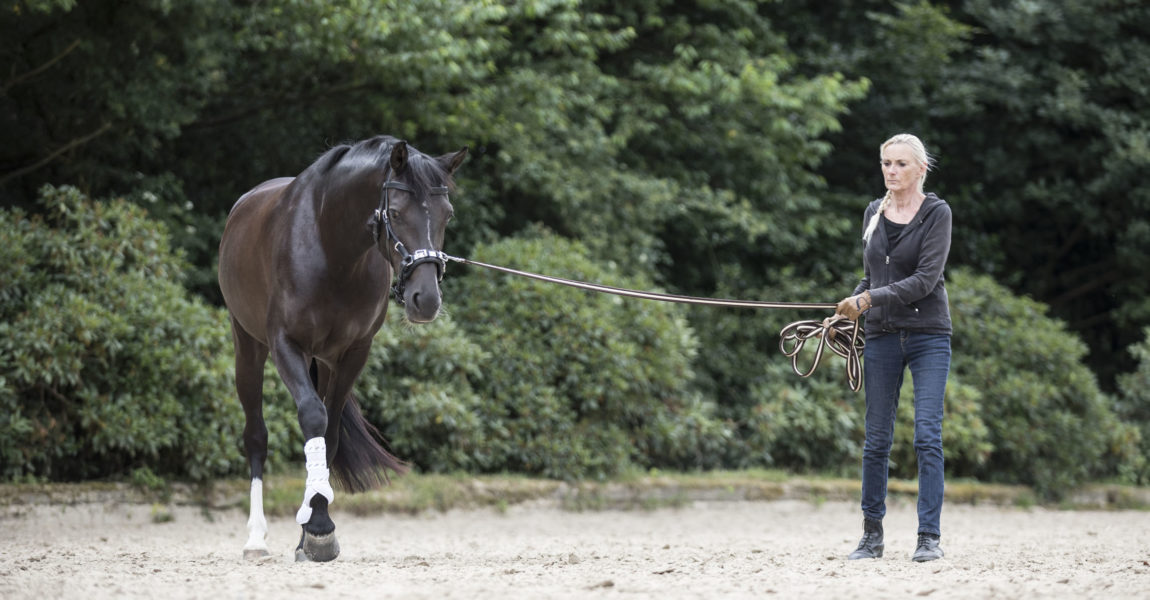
[410,292,420,309]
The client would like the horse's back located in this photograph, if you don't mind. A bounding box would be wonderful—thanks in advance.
[219,177,295,343]
[228,177,293,215]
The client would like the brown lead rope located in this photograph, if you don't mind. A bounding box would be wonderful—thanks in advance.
[445,255,864,391]
[779,315,864,392]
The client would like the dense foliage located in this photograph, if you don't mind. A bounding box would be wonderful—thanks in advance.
[771,0,1150,385]
[1117,328,1150,485]
[0,186,245,481]
[933,270,1137,497]
[1,1,1147,496]
[356,230,731,479]
[446,230,731,478]
[0,189,1143,496]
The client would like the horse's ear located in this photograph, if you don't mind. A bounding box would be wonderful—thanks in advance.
[437,146,469,175]
[389,140,409,173]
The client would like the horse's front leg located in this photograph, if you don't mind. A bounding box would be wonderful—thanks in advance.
[270,333,339,562]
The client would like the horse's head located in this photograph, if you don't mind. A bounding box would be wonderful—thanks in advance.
[378,141,468,323]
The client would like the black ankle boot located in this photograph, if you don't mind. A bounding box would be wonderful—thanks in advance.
[848,518,884,560]
[912,533,944,562]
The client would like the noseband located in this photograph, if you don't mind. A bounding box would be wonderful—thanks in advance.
[373,174,449,305]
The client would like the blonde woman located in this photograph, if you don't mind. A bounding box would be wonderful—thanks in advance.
[837,133,952,562]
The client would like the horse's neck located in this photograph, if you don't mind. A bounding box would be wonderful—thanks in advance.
[311,170,382,269]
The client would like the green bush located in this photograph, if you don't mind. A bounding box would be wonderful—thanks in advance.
[685,269,863,472]
[888,376,992,480]
[690,267,1132,497]
[735,327,992,481]
[1117,327,1150,484]
[0,189,731,484]
[947,269,1140,497]
[0,186,263,481]
[2,188,1139,495]
[443,228,732,479]
[743,374,863,474]
[355,312,492,473]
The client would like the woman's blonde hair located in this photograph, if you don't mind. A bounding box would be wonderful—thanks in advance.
[862,133,935,244]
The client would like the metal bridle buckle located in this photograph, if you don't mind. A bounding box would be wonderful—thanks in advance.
[401,248,448,280]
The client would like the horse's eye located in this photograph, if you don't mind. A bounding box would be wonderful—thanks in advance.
[389,208,400,221]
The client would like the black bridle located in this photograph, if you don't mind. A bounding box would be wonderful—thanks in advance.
[374,174,449,305]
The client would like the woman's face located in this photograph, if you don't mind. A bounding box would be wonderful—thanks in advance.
[880,143,925,194]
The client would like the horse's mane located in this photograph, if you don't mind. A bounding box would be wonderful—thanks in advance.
[305,135,455,191]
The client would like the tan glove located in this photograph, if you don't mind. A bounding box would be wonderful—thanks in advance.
[836,290,871,321]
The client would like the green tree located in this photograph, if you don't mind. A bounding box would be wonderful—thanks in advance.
[771,0,1150,388]
[6,0,1144,493]
[441,1,869,431]
[0,0,234,197]
[942,0,1150,389]
[1,0,506,299]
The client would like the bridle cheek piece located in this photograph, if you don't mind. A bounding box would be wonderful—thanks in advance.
[375,175,449,305]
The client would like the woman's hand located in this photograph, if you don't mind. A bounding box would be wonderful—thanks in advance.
[836,291,872,321]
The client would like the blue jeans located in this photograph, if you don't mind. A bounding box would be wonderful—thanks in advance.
[860,331,951,536]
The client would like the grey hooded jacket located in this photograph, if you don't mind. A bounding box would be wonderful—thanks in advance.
[851,192,952,338]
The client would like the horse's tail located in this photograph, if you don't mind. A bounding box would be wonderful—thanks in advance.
[330,393,409,493]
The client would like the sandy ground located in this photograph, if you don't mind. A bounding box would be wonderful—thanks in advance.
[1,498,1147,600]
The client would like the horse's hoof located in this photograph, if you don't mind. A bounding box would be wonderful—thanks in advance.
[296,532,340,562]
[243,548,271,561]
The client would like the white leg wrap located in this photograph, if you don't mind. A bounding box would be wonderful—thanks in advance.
[244,478,268,551]
[296,437,335,525]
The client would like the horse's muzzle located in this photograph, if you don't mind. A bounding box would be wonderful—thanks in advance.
[402,268,442,323]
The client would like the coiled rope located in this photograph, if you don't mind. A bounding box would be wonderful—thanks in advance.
[444,255,864,391]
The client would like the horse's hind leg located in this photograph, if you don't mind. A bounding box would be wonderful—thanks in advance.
[231,317,271,561]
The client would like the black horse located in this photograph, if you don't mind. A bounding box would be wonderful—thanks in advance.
[218,136,468,561]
